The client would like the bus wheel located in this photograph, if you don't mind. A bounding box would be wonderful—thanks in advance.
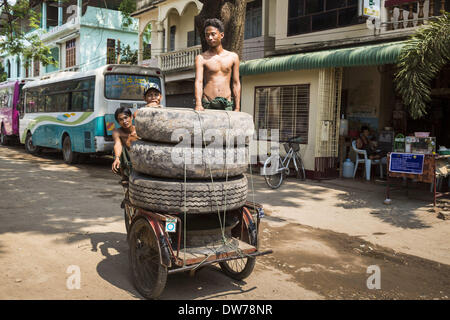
[25,132,40,155]
[0,125,8,146]
[62,136,79,164]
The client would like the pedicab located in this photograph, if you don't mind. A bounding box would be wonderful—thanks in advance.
[121,180,273,300]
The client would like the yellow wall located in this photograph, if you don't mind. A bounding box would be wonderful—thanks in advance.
[241,69,320,171]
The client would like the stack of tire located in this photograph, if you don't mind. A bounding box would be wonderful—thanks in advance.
[128,107,254,215]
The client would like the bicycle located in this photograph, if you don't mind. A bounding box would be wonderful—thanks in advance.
[262,136,306,189]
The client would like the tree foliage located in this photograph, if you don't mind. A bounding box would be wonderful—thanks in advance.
[118,0,136,29]
[0,0,57,69]
[395,12,450,119]
[194,0,246,58]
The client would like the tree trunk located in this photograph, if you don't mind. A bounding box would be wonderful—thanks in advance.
[194,0,246,59]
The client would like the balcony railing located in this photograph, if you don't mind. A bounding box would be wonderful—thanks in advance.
[385,0,448,30]
[158,45,202,72]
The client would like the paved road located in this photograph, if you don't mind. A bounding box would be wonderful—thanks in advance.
[0,145,449,300]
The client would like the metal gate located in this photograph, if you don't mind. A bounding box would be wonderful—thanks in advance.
[313,68,343,179]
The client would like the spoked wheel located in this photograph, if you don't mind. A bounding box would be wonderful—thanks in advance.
[263,155,285,189]
[25,132,40,155]
[129,218,167,299]
[295,153,306,181]
[219,222,257,280]
[62,136,78,164]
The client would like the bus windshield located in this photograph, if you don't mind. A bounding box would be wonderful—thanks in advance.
[105,74,162,101]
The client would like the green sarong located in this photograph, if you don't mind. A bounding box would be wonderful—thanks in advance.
[202,97,234,111]
[120,147,132,179]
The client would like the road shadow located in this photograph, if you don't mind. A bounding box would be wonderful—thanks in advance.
[64,231,261,300]
[0,145,123,240]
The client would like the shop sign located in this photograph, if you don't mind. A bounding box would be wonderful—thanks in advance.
[362,0,381,18]
[389,152,425,175]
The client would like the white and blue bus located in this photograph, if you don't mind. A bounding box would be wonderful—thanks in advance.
[20,65,165,164]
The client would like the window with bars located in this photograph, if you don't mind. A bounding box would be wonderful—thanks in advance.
[287,0,360,36]
[107,39,116,64]
[65,39,76,68]
[33,57,40,77]
[169,26,176,52]
[254,84,310,142]
[245,0,262,40]
[187,30,201,47]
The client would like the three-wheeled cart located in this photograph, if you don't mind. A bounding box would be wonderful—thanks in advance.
[122,186,272,299]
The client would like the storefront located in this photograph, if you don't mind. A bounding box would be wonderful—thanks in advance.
[240,41,405,179]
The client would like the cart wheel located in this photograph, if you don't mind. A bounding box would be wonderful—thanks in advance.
[124,205,131,235]
[129,218,167,299]
[219,227,256,280]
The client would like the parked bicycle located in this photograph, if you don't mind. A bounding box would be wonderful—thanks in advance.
[263,136,306,189]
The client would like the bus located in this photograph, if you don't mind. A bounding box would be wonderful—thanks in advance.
[20,65,165,164]
[0,79,30,145]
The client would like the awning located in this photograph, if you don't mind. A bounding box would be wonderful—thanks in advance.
[240,41,406,76]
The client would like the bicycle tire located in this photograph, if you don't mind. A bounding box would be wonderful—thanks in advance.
[263,155,284,189]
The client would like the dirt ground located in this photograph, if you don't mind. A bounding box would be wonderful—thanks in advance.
[0,144,449,300]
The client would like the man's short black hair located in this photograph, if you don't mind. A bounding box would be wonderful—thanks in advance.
[114,106,132,122]
[203,18,224,33]
[361,125,369,132]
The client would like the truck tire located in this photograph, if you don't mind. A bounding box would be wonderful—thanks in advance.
[134,108,254,146]
[128,171,248,214]
[129,140,249,180]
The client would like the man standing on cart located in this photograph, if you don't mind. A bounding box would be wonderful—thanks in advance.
[194,18,241,112]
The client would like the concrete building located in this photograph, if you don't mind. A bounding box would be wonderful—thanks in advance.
[2,0,139,80]
[132,0,450,179]
[131,0,275,108]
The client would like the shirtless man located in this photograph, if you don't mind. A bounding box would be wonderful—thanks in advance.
[111,107,138,177]
[194,18,240,112]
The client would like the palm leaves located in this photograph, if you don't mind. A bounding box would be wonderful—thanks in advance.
[395,12,450,119]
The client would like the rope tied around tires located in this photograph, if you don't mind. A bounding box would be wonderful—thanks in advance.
[180,111,255,267]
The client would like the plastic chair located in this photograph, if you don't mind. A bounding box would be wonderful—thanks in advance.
[352,140,384,180]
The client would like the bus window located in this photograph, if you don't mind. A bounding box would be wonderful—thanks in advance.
[37,87,46,113]
[0,87,11,108]
[70,77,95,112]
[105,74,161,101]
[25,89,38,113]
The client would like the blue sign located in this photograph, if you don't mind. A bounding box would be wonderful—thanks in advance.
[389,153,424,175]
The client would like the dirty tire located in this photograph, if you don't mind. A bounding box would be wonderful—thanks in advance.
[25,132,41,155]
[128,171,248,214]
[130,140,249,179]
[134,108,254,145]
[129,218,167,299]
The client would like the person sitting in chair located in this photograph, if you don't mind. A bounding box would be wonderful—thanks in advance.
[356,126,382,160]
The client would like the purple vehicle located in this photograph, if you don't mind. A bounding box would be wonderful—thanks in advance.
[0,80,28,145]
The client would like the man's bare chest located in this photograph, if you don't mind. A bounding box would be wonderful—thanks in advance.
[204,56,234,74]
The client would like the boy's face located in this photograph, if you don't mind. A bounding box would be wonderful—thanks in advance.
[362,129,370,137]
[205,26,223,48]
[144,89,161,105]
[117,113,132,129]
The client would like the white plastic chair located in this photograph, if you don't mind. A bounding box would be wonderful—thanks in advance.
[352,140,384,180]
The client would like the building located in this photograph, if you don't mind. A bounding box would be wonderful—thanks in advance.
[131,0,274,108]
[132,0,450,179]
[239,0,449,179]
[2,0,139,80]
